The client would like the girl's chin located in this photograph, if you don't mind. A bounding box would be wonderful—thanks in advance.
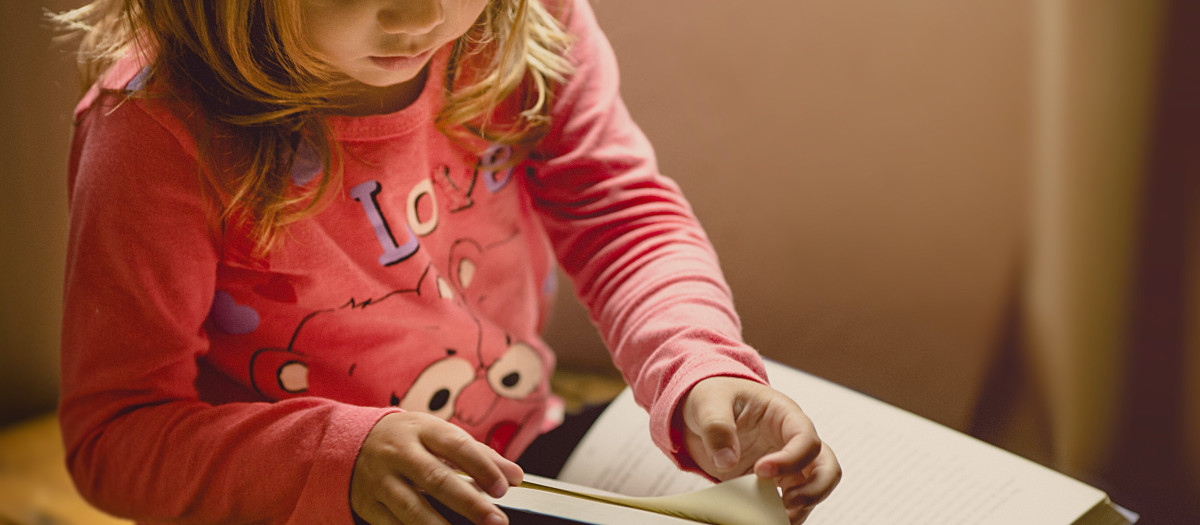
[331,67,431,116]
[350,72,423,89]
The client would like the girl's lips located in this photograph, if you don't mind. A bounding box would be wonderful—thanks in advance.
[369,48,434,71]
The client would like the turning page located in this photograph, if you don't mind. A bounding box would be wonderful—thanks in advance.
[489,473,787,525]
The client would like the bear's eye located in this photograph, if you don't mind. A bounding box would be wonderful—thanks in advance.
[486,341,543,400]
[396,357,474,420]
[501,373,520,388]
[429,388,451,411]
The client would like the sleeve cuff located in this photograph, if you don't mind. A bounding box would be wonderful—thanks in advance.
[289,406,402,524]
[647,354,768,477]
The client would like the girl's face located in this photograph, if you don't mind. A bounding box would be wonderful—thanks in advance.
[300,0,489,90]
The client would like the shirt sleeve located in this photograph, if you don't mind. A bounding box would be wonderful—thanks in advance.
[528,0,770,471]
[59,87,394,523]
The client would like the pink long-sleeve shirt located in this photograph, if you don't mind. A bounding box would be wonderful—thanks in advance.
[59,0,767,522]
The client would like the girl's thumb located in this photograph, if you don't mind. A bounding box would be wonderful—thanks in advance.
[690,396,741,471]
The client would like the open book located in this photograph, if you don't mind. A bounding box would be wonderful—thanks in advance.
[486,359,1136,525]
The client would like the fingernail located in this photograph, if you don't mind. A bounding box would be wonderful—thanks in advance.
[756,462,777,478]
[715,448,737,470]
[490,479,509,498]
[485,511,507,525]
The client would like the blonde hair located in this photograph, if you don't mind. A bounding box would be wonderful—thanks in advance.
[53,0,574,253]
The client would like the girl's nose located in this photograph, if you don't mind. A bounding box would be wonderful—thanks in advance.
[377,0,445,36]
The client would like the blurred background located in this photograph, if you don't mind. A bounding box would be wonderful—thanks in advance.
[2,0,1196,523]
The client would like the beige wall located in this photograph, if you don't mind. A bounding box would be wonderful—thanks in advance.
[0,0,77,424]
[545,0,1031,433]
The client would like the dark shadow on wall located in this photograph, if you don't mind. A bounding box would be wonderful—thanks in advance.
[1106,0,1200,521]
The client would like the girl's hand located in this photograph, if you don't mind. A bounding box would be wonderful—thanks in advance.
[350,411,523,525]
[680,376,842,524]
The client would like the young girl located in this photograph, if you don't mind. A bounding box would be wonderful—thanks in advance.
[55,0,840,523]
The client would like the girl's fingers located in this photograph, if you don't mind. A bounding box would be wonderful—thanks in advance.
[484,442,526,487]
[353,413,512,525]
[807,444,842,504]
[354,500,405,525]
[788,504,814,525]
[402,454,507,525]
[755,430,820,478]
[779,444,841,509]
[377,474,452,525]
[685,388,742,473]
[754,402,821,478]
[424,427,517,498]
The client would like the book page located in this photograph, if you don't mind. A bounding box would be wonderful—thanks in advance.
[559,359,1126,525]
[488,481,703,525]
[516,473,788,525]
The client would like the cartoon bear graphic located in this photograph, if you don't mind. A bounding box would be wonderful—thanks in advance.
[248,262,550,455]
